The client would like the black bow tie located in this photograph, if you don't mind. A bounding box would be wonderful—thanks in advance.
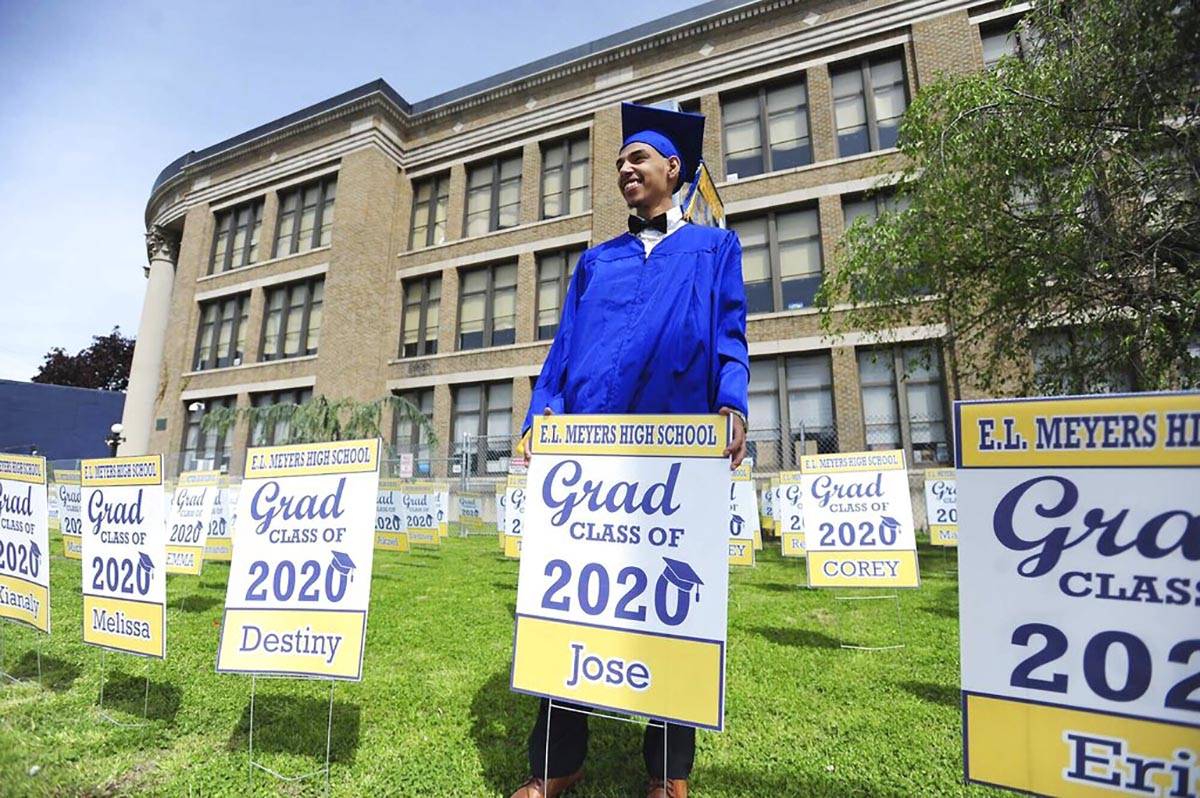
[628,213,669,235]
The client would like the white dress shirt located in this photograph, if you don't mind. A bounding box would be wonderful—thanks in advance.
[634,204,686,257]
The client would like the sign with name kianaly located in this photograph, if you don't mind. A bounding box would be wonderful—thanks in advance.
[956,392,1200,796]
[56,468,83,559]
[728,460,757,566]
[374,478,409,552]
[923,468,957,546]
[504,473,526,558]
[166,470,219,575]
[217,439,381,680]
[205,481,238,561]
[80,455,166,657]
[777,471,806,559]
[402,481,441,546]
[0,454,50,632]
[800,450,918,588]
[513,414,732,730]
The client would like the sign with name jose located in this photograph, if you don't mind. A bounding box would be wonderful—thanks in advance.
[0,454,50,632]
[80,455,166,657]
[166,470,219,575]
[956,392,1200,796]
[512,414,731,730]
[922,468,957,546]
[217,439,380,680]
[800,450,919,588]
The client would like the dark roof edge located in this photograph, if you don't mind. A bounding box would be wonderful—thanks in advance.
[149,0,760,198]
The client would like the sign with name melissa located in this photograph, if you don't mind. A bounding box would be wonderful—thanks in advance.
[0,454,50,633]
[80,455,166,657]
[956,392,1200,796]
[513,414,731,731]
[923,468,957,546]
[216,439,380,680]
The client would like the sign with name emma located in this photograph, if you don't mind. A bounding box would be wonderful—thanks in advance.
[923,468,957,546]
[217,439,380,680]
[80,455,166,658]
[956,393,1200,796]
[513,414,731,731]
[799,450,918,588]
[0,454,50,632]
[166,470,219,575]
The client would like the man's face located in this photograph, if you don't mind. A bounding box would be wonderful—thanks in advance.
[617,142,679,210]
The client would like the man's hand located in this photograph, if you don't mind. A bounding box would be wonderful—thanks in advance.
[516,408,555,461]
[720,407,746,469]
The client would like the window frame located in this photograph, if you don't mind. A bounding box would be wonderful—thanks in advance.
[980,16,1030,69]
[747,354,838,468]
[729,204,824,315]
[830,50,910,158]
[534,247,582,340]
[409,172,451,249]
[192,293,250,371]
[180,395,236,473]
[857,343,951,466]
[248,387,314,448]
[464,152,523,236]
[457,261,518,351]
[260,276,325,362]
[391,389,435,454]
[720,77,812,178]
[399,274,442,358]
[274,174,338,258]
[539,134,591,220]
[208,198,264,275]
[451,381,514,475]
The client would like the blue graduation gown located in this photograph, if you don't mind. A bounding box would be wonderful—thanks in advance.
[523,223,749,432]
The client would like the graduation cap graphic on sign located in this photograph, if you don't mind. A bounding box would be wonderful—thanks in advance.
[880,516,901,536]
[661,557,704,603]
[330,550,357,583]
[29,542,42,570]
[729,514,745,537]
[137,551,154,574]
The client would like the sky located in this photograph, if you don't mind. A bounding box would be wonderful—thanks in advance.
[0,0,704,382]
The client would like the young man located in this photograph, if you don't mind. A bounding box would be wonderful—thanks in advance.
[510,103,749,798]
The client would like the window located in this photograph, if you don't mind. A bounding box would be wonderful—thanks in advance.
[249,388,313,447]
[728,206,823,313]
[541,135,590,218]
[831,51,908,157]
[721,79,811,178]
[209,199,263,274]
[536,248,582,340]
[747,354,837,468]
[458,262,517,350]
[786,354,837,454]
[857,344,949,465]
[410,173,450,249]
[981,17,1030,69]
[181,396,236,473]
[399,275,441,358]
[452,381,513,474]
[465,153,522,236]
[392,389,434,472]
[193,293,249,371]
[274,175,337,257]
[1031,328,1135,395]
[842,190,910,229]
[261,276,324,361]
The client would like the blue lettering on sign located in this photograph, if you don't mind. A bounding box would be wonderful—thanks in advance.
[86,489,145,535]
[541,460,681,526]
[809,473,883,509]
[564,642,651,691]
[250,478,346,536]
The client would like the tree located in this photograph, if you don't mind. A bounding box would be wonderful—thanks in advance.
[31,327,136,391]
[818,0,1200,396]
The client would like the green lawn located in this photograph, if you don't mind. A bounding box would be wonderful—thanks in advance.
[0,531,1003,797]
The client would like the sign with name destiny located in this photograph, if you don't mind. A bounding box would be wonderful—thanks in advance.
[0,454,50,633]
[80,455,166,658]
[956,392,1200,796]
[513,414,731,730]
[217,439,380,680]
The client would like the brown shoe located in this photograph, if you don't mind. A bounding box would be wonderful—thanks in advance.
[647,777,688,798]
[509,770,583,798]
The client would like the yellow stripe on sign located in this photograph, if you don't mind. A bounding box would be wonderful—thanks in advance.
[166,545,205,575]
[504,535,522,558]
[83,594,165,658]
[62,534,83,560]
[752,528,762,551]
[929,525,958,546]
[375,532,410,552]
[81,455,162,487]
[727,539,754,566]
[801,450,905,474]
[408,530,439,546]
[777,471,802,484]
[924,467,956,480]
[0,453,46,484]
[512,615,724,730]
[781,532,806,558]
[205,541,233,561]
[177,469,221,487]
[530,414,729,458]
[964,693,1200,797]
[217,608,366,680]
[956,393,1200,468]
[244,438,380,478]
[0,574,49,632]
[807,550,920,588]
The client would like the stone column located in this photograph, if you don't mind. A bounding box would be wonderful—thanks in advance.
[119,225,179,455]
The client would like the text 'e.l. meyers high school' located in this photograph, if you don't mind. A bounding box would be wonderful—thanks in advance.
[124,0,1030,484]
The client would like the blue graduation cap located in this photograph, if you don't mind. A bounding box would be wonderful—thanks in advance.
[29,541,42,566]
[729,514,745,536]
[880,516,901,534]
[137,552,154,572]
[330,550,357,581]
[621,102,705,191]
[661,557,704,603]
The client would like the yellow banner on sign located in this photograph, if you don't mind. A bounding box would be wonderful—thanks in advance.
[177,469,221,487]
[83,595,165,658]
[0,453,46,484]
[205,540,233,561]
[964,693,1200,797]
[727,539,754,566]
[807,550,920,588]
[530,414,729,458]
[504,535,522,558]
[166,545,204,576]
[62,533,82,560]
[800,450,905,474]
[511,615,724,730]
[781,532,806,558]
[244,438,380,479]
[752,528,762,551]
[217,608,367,680]
[81,455,161,487]
[407,529,439,546]
[0,574,49,631]
[956,393,1200,468]
[930,526,958,546]
[374,532,410,552]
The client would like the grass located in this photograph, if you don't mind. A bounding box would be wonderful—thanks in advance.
[0,530,1003,797]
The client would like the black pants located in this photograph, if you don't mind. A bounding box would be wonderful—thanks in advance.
[527,699,695,780]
